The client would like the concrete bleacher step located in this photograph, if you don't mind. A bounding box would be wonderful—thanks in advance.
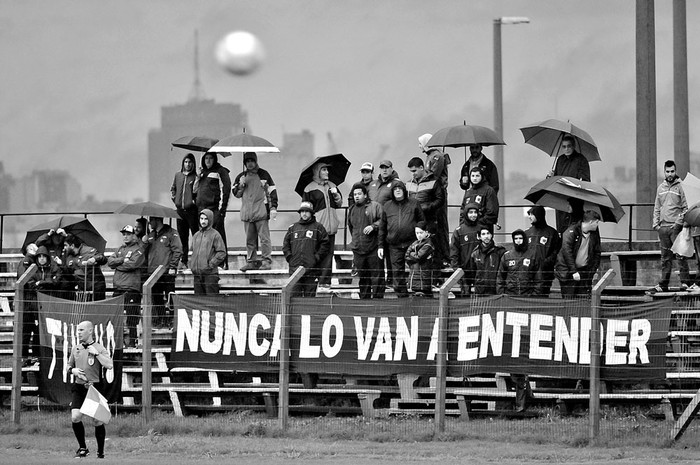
[388,397,462,416]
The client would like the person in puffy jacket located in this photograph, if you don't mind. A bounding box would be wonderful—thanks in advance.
[302,162,342,288]
[22,245,59,363]
[144,216,182,328]
[405,221,435,296]
[525,206,561,296]
[107,225,145,347]
[63,234,107,301]
[171,153,198,266]
[555,210,601,297]
[467,225,506,295]
[232,152,278,271]
[460,166,499,230]
[190,209,227,295]
[282,201,331,297]
[450,203,482,295]
[194,152,231,268]
[497,229,541,295]
[347,183,384,299]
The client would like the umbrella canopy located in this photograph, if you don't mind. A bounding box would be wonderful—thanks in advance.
[208,132,280,155]
[524,176,625,223]
[114,201,180,219]
[426,123,505,148]
[294,153,352,197]
[681,172,700,207]
[519,118,601,162]
[684,203,700,227]
[171,136,220,152]
[23,216,107,253]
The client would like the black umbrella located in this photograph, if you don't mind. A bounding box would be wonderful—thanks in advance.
[23,216,107,253]
[294,153,351,197]
[171,136,220,152]
[114,201,180,219]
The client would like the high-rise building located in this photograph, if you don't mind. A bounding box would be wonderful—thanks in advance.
[10,169,81,212]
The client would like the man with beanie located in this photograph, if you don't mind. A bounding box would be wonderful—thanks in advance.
[450,203,482,295]
[378,181,425,297]
[348,162,375,207]
[525,206,561,296]
[67,320,113,459]
[233,152,278,271]
[347,183,384,299]
[555,210,602,297]
[283,201,331,297]
[497,229,541,295]
[190,209,227,294]
[467,225,506,295]
[195,152,231,268]
[302,162,343,289]
[170,153,198,267]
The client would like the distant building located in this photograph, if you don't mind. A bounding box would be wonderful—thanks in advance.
[0,162,12,212]
[10,169,81,212]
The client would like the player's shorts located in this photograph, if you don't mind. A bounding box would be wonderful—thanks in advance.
[70,383,106,410]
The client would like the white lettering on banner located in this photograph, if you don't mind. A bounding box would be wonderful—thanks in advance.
[371,317,393,361]
[554,316,579,363]
[394,316,418,361]
[354,316,375,360]
[458,315,480,361]
[322,314,343,358]
[223,312,247,356]
[629,319,651,364]
[248,313,271,357]
[605,319,629,365]
[529,314,553,360]
[479,312,504,358]
[426,318,439,361]
[177,309,201,352]
[201,311,224,354]
[506,312,528,358]
[299,315,320,358]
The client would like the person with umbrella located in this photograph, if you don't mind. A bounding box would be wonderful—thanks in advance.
[650,160,691,294]
[170,153,199,267]
[64,234,107,301]
[194,152,231,268]
[554,210,602,297]
[301,162,343,289]
[547,135,591,232]
[459,145,499,194]
[232,152,278,271]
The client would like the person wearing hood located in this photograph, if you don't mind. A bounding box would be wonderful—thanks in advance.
[232,152,278,271]
[459,144,499,194]
[450,202,482,295]
[467,225,506,295]
[650,160,690,293]
[190,209,227,295]
[170,153,199,267]
[63,234,107,301]
[194,152,231,268]
[347,183,384,299]
[378,180,425,297]
[405,221,435,296]
[108,225,146,347]
[525,206,561,296]
[460,166,499,231]
[36,228,69,297]
[302,162,343,289]
[282,201,331,297]
[497,229,541,295]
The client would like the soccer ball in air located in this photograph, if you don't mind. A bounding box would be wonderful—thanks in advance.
[215,31,265,76]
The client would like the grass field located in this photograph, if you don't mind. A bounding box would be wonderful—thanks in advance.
[3,409,700,464]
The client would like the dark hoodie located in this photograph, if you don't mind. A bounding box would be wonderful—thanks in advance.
[282,212,331,270]
[28,246,59,290]
[525,205,561,270]
[460,176,499,227]
[378,181,425,248]
[195,152,231,214]
[468,234,506,295]
[497,230,541,295]
[171,153,197,210]
[450,202,482,269]
[190,209,227,274]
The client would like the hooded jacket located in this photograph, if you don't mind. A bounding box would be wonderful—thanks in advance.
[171,153,197,210]
[525,206,561,270]
[450,203,482,269]
[195,153,232,214]
[190,209,227,274]
[424,147,450,188]
[347,197,382,254]
[405,172,444,225]
[378,181,425,248]
[554,221,601,279]
[653,176,687,229]
[145,224,183,273]
[368,170,400,205]
[302,163,343,235]
[468,239,506,295]
[497,230,541,295]
[108,239,146,292]
[232,153,278,222]
[28,246,60,290]
[406,235,435,293]
[460,178,499,227]
[282,213,331,270]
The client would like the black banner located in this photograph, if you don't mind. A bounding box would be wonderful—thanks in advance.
[37,293,124,405]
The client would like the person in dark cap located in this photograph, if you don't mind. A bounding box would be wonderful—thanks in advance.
[525,206,561,296]
[467,224,505,295]
[368,159,401,289]
[170,153,198,267]
[233,151,278,271]
[282,201,331,297]
[405,221,435,296]
[348,162,375,207]
[497,229,541,296]
[450,202,482,295]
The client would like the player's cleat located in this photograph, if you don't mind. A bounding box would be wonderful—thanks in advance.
[74,447,89,458]
[97,452,105,459]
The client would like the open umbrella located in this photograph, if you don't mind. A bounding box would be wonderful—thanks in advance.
[294,153,351,197]
[524,176,625,223]
[171,136,219,152]
[681,172,700,208]
[519,118,601,163]
[427,122,505,148]
[208,130,280,156]
[114,201,180,219]
[23,216,107,253]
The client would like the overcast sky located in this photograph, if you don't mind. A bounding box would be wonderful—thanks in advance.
[1,0,699,204]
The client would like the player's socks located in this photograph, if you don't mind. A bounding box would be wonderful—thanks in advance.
[95,424,106,456]
[72,421,86,449]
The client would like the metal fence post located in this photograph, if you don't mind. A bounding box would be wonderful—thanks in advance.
[141,265,165,424]
[435,269,464,435]
[12,264,36,424]
[589,269,616,441]
[279,266,305,430]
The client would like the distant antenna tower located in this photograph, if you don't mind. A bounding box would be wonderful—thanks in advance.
[188,30,206,102]
[326,132,338,153]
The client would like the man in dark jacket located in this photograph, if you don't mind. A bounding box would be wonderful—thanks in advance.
[232,152,278,271]
[190,209,227,295]
[283,201,330,297]
[378,181,425,297]
[468,225,506,295]
[406,157,447,267]
[348,162,375,207]
[547,135,591,232]
[348,183,384,299]
[450,203,482,295]
[497,229,541,296]
[525,206,561,296]
[21,245,59,363]
[368,160,401,205]
[195,152,231,268]
[107,225,146,347]
[64,234,107,301]
[460,166,499,230]
[170,153,198,267]
[555,210,601,297]
[459,144,499,194]
[144,216,182,328]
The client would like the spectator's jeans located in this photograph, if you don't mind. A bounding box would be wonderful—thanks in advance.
[353,251,384,299]
[113,289,142,340]
[318,234,335,286]
[243,219,271,264]
[388,245,409,297]
[152,274,175,327]
[193,272,220,295]
[658,225,690,288]
[176,207,199,265]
